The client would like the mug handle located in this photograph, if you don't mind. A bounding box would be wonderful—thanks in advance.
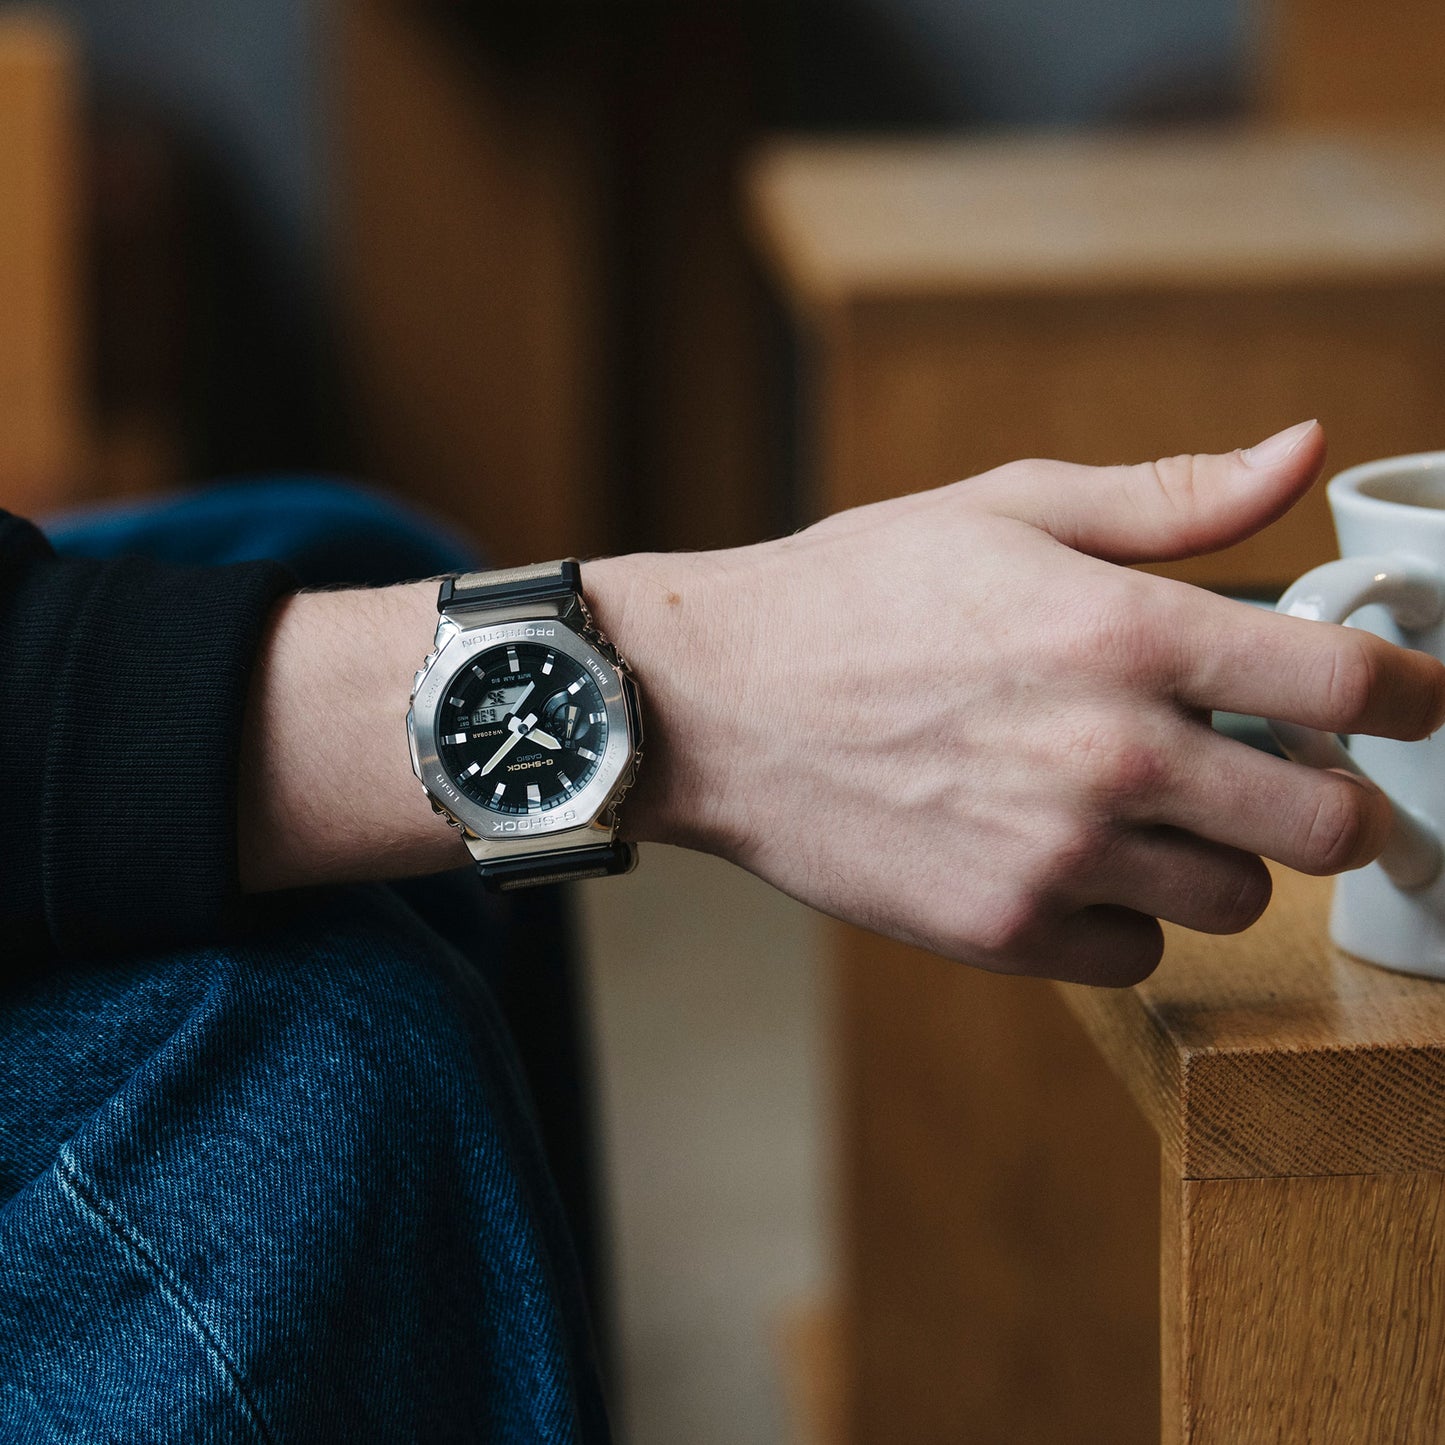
[1269,555,1445,890]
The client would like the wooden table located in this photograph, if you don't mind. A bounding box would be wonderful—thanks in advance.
[748,131,1445,1443]
[1073,866,1445,1442]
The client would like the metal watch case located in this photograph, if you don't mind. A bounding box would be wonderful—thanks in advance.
[407,608,642,866]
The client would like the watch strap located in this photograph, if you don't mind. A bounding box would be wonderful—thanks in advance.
[476,840,637,892]
[433,560,637,891]
[439,560,580,615]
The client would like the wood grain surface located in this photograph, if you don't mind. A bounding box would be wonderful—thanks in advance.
[1164,1168,1445,1443]
[0,13,83,515]
[1064,866,1445,1179]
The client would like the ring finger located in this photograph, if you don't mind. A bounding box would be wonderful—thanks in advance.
[1079,825,1272,934]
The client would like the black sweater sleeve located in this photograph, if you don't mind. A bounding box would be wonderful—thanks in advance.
[0,510,295,961]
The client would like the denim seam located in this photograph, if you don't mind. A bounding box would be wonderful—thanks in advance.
[53,1149,276,1445]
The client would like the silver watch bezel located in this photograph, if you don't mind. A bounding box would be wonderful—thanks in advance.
[409,612,635,849]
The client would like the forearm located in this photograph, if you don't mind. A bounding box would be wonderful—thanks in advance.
[235,425,1445,990]
[237,580,459,890]
[235,555,732,891]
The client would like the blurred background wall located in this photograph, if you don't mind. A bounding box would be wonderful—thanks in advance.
[5,0,1249,547]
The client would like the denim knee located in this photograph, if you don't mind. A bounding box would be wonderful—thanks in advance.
[0,887,602,1443]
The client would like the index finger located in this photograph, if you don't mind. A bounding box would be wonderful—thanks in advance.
[1165,586,1445,740]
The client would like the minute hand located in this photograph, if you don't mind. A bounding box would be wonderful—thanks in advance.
[480,711,539,776]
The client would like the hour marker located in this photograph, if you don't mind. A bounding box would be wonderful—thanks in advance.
[589,712,603,724]
[463,762,481,777]
[526,783,542,808]
[541,652,555,676]
[491,782,505,800]
[577,747,599,763]
[566,679,584,695]
[448,696,466,708]
[472,664,487,679]
[557,772,573,791]
[444,732,468,745]
[507,646,520,674]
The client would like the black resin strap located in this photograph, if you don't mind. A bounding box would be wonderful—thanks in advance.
[438,560,580,615]
[477,841,637,892]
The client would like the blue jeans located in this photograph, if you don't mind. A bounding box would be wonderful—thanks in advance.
[0,482,611,1443]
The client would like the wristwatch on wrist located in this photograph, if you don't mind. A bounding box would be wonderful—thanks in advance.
[407,560,643,891]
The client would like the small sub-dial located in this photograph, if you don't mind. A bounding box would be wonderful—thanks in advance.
[542,689,599,750]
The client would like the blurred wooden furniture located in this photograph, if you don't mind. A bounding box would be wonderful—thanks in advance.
[334,1,777,564]
[1262,0,1445,126]
[335,1,611,565]
[750,130,1445,1444]
[750,130,1445,593]
[778,1301,848,1445]
[0,12,84,515]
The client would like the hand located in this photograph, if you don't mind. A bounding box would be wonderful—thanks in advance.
[479,711,540,776]
[584,420,1445,988]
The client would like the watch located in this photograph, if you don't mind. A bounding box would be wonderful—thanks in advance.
[407,560,643,890]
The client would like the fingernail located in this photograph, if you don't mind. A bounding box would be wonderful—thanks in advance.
[1241,419,1317,469]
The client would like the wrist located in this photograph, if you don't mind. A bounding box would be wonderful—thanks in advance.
[581,549,754,858]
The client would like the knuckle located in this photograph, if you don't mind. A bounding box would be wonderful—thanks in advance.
[965,457,1050,507]
[1301,779,1378,875]
[970,889,1048,956]
[1044,816,1111,880]
[1322,635,1378,732]
[1062,718,1165,810]
[1074,574,1169,679]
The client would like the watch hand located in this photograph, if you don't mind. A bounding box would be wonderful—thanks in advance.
[479,712,539,775]
[506,681,536,718]
[479,730,523,776]
[529,729,562,750]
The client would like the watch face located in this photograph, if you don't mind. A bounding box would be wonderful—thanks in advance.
[436,641,612,816]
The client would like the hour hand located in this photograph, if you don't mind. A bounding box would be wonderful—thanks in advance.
[528,728,562,750]
[479,711,538,775]
[479,729,523,777]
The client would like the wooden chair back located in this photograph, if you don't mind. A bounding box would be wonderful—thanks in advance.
[0,13,83,515]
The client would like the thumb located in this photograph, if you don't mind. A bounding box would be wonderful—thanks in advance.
[979,419,1325,565]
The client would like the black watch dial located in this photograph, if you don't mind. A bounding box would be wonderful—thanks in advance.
[437,641,611,816]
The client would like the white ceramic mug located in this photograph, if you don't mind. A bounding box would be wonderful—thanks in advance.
[1271,452,1445,977]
